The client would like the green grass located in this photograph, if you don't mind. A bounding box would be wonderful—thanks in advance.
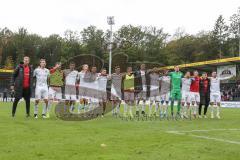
[0,101,240,160]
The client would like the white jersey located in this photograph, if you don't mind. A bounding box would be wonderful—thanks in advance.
[98,75,108,92]
[181,78,191,92]
[88,73,99,90]
[150,73,160,90]
[78,71,85,87]
[78,71,91,88]
[33,67,50,87]
[210,77,221,94]
[64,69,78,86]
[140,70,147,91]
[159,76,171,95]
[111,73,122,97]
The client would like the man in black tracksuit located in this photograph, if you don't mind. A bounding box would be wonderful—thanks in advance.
[199,72,211,118]
[11,56,33,117]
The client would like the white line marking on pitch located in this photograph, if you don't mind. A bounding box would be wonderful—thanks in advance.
[166,129,240,145]
[167,128,240,133]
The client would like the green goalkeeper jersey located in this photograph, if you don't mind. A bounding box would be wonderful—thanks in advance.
[168,71,183,91]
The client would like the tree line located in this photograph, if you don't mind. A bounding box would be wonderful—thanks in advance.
[0,11,239,69]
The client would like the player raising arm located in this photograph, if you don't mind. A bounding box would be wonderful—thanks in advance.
[209,71,231,119]
[48,62,64,118]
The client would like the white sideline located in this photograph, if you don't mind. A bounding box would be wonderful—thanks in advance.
[166,129,240,145]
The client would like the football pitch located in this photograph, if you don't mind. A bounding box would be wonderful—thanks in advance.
[0,102,240,160]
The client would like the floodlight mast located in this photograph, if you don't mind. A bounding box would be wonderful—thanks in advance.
[107,16,114,74]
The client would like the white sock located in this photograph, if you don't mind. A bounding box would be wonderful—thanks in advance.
[142,102,146,112]
[135,100,139,111]
[116,103,120,114]
[88,103,92,111]
[211,105,214,114]
[78,103,82,113]
[191,105,196,115]
[70,104,75,112]
[194,104,197,115]
[165,103,169,114]
[160,103,163,115]
[42,103,47,115]
[155,102,159,112]
[182,104,186,116]
[149,103,153,114]
[216,106,220,117]
[124,103,128,113]
[111,102,115,114]
[186,105,189,116]
[84,104,87,112]
[129,105,133,114]
[34,104,38,115]
[47,100,53,113]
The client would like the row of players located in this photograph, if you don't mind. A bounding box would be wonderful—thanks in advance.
[32,59,229,119]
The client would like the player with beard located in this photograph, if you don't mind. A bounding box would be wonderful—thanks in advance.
[110,66,122,116]
[63,62,78,113]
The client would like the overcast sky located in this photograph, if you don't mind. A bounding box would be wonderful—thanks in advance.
[0,0,239,37]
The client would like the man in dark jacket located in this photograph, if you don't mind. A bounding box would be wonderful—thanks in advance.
[199,72,210,118]
[11,56,33,117]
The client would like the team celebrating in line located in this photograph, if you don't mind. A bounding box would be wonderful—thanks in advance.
[11,56,228,119]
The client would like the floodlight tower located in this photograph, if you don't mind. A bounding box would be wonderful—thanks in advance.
[107,16,115,74]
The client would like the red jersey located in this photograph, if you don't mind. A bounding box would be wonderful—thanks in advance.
[23,65,30,89]
[190,76,200,92]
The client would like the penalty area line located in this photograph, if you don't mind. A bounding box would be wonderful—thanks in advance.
[166,129,240,145]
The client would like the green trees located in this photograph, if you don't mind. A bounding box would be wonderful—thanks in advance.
[4,56,14,69]
[0,9,239,68]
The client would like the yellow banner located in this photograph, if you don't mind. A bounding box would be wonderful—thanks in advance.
[159,57,240,70]
[0,69,14,73]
